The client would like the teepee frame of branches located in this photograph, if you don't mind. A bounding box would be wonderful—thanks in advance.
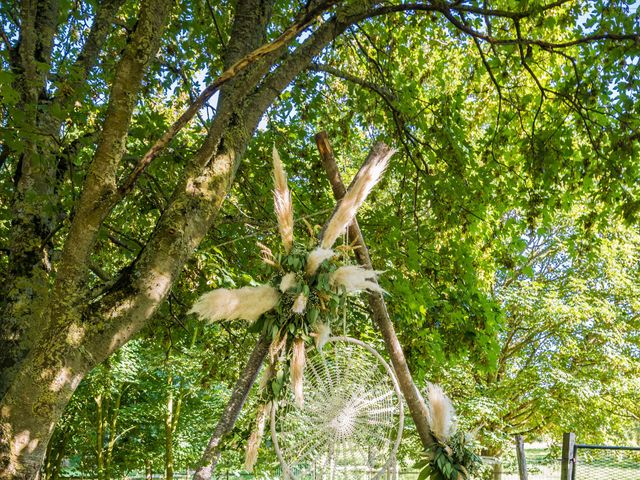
[191,133,436,480]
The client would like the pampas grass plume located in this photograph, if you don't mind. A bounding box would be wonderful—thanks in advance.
[279,272,297,292]
[188,285,279,323]
[269,330,287,362]
[329,265,385,294]
[244,402,271,471]
[426,382,456,442]
[272,146,294,253]
[314,323,331,351]
[291,338,306,408]
[259,362,276,392]
[292,293,308,314]
[305,247,335,276]
[320,153,390,249]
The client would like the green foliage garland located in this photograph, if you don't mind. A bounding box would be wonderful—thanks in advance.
[416,432,482,480]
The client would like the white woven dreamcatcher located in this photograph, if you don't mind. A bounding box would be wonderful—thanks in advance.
[271,336,404,480]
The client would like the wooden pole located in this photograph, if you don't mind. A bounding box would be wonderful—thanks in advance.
[192,334,270,480]
[315,131,435,449]
[560,432,576,480]
[515,435,528,480]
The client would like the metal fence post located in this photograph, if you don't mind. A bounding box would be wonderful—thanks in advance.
[515,435,528,480]
[561,432,576,480]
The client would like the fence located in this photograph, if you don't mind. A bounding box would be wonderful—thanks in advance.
[570,438,640,480]
[502,433,640,480]
[62,435,640,480]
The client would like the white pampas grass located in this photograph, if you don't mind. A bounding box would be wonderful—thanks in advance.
[291,338,306,408]
[188,285,279,323]
[426,382,456,442]
[292,293,308,314]
[279,272,297,292]
[329,266,385,294]
[314,323,331,351]
[244,402,271,471]
[259,362,276,392]
[320,153,391,249]
[269,330,287,362]
[272,146,294,253]
[305,247,335,276]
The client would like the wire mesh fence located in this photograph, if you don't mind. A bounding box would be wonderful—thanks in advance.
[497,440,640,480]
[574,445,640,480]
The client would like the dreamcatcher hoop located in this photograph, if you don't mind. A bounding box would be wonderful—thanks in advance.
[271,336,404,480]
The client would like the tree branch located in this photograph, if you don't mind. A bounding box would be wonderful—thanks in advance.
[117,0,339,198]
[315,131,436,450]
[49,0,174,321]
[53,0,126,108]
[309,63,397,104]
[361,3,639,48]
[0,24,12,53]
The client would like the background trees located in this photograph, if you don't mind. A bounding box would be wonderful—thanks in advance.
[1,0,639,478]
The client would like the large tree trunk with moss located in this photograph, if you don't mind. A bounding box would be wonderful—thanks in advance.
[0,1,375,478]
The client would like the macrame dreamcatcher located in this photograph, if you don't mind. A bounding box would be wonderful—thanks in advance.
[189,145,403,479]
[271,336,403,480]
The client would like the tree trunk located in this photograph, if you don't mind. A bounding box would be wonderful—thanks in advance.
[145,460,152,480]
[0,4,380,479]
[105,390,123,479]
[164,336,175,480]
[95,394,105,480]
[165,377,174,480]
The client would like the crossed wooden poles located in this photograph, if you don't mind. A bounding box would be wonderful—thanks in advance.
[192,132,435,480]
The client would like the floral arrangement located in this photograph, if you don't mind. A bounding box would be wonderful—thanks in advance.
[415,384,482,480]
[189,146,390,470]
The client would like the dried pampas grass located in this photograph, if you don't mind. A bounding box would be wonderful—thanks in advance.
[279,272,297,292]
[269,330,287,362]
[291,338,306,408]
[313,322,331,351]
[257,242,277,268]
[259,362,276,392]
[305,247,335,276]
[244,402,271,471]
[320,153,390,249]
[329,265,385,294]
[188,285,279,323]
[426,382,456,442]
[292,293,308,314]
[272,146,294,253]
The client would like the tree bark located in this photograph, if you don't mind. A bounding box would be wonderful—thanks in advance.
[315,131,436,449]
